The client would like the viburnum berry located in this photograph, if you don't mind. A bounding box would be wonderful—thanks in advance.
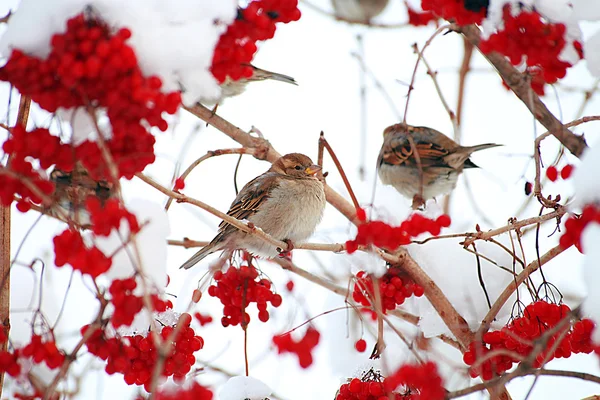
[353,267,424,315]
[346,213,451,253]
[560,164,574,180]
[83,313,203,391]
[559,204,600,252]
[546,166,558,182]
[285,280,295,292]
[421,0,486,25]
[174,177,186,191]
[463,301,595,380]
[354,339,367,353]
[273,327,320,368]
[208,264,281,327]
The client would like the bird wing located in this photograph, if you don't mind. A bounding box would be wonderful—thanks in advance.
[380,134,451,169]
[213,173,279,241]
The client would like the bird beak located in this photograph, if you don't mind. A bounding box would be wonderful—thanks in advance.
[305,164,322,176]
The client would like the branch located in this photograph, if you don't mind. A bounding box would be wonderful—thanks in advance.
[458,24,588,158]
[448,369,600,399]
[0,95,30,398]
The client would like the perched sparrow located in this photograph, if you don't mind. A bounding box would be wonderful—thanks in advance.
[209,64,297,105]
[330,0,389,23]
[180,153,326,269]
[49,163,114,226]
[377,123,500,208]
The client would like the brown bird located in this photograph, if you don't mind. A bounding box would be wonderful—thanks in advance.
[377,123,500,209]
[331,0,389,23]
[180,153,326,270]
[49,163,114,226]
[208,64,297,105]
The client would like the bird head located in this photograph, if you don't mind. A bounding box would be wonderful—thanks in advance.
[271,153,322,178]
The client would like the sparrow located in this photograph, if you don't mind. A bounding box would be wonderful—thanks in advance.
[377,123,500,209]
[180,153,326,270]
[49,163,114,226]
[206,64,297,106]
[330,0,389,23]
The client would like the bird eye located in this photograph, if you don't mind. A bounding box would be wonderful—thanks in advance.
[295,165,302,170]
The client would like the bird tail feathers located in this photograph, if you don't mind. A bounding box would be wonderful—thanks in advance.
[252,66,298,86]
[180,243,219,270]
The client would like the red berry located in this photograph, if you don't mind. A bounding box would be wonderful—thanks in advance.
[546,166,558,182]
[355,339,367,352]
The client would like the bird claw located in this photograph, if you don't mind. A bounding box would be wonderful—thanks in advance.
[411,194,425,210]
[277,239,294,257]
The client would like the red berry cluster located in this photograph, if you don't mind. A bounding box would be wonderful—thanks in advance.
[86,197,140,236]
[0,13,181,180]
[273,327,320,368]
[211,0,301,83]
[406,3,438,26]
[421,0,486,25]
[463,301,595,380]
[109,277,173,328]
[353,268,424,315]
[53,228,112,277]
[480,7,581,94]
[150,381,214,400]
[3,125,75,171]
[207,265,282,327]
[0,349,21,378]
[337,378,389,400]
[383,361,445,400]
[346,214,451,253]
[22,335,65,369]
[0,157,55,212]
[0,125,64,211]
[83,314,203,391]
[560,205,600,252]
[546,164,574,182]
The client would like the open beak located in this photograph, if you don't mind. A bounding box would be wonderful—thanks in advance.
[305,164,322,176]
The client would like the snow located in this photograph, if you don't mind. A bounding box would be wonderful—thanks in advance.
[571,0,600,22]
[585,30,600,78]
[0,0,237,106]
[581,224,600,343]
[219,376,272,400]
[572,142,600,207]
